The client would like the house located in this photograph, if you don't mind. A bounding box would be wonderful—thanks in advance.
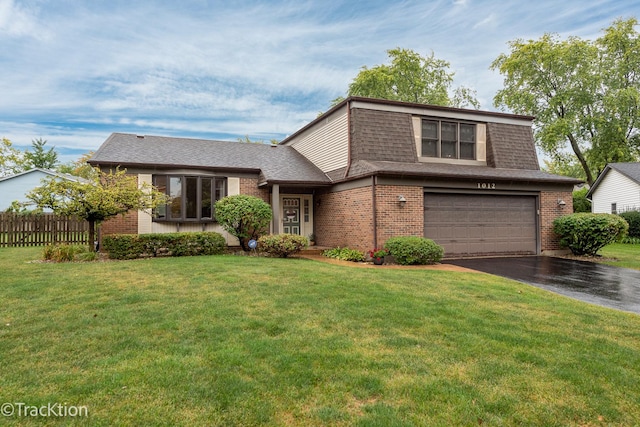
[0,168,85,211]
[587,163,640,214]
[88,97,581,257]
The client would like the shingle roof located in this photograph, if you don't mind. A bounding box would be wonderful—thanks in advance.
[587,162,640,198]
[344,160,582,184]
[88,133,331,185]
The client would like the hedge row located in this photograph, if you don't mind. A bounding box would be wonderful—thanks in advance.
[102,232,226,260]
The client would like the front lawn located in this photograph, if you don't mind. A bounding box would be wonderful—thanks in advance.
[1,247,639,426]
[600,243,640,270]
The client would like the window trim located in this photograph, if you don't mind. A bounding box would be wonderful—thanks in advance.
[153,174,227,223]
[420,119,477,160]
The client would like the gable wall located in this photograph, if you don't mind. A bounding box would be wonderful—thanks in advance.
[285,105,349,174]
[591,169,640,213]
[0,171,51,210]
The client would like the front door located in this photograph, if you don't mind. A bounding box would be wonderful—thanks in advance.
[283,197,301,234]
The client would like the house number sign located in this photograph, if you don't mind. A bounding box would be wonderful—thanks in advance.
[477,182,496,189]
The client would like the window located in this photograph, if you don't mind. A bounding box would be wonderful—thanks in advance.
[421,119,476,160]
[153,175,226,222]
[611,203,617,215]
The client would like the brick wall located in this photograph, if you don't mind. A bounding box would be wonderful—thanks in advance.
[100,210,138,238]
[240,178,270,203]
[540,190,573,252]
[315,186,374,251]
[375,185,423,246]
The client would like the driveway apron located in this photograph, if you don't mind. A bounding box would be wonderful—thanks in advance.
[445,256,640,314]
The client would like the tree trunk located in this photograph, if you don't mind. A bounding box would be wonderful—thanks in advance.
[567,133,594,185]
[88,219,96,252]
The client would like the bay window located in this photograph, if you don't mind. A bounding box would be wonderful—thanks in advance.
[153,175,226,222]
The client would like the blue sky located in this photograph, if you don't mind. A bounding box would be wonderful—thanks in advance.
[0,0,637,163]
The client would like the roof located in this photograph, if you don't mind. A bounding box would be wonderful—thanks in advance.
[344,160,582,184]
[89,133,332,186]
[281,96,536,145]
[587,162,640,198]
[0,168,87,183]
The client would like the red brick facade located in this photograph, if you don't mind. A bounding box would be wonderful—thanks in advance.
[315,186,374,251]
[240,178,270,203]
[375,185,423,246]
[100,210,138,237]
[540,190,573,252]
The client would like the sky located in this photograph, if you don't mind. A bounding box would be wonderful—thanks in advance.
[1,0,638,164]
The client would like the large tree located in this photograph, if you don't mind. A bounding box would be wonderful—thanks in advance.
[491,18,640,185]
[334,48,479,109]
[27,168,168,251]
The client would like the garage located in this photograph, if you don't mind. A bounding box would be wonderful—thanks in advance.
[424,193,537,257]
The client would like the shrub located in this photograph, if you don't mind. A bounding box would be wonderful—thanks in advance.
[102,232,226,260]
[258,234,308,258]
[42,244,86,262]
[322,247,365,262]
[572,187,591,213]
[102,234,144,260]
[553,213,628,256]
[619,211,640,238]
[384,236,444,265]
[214,195,272,251]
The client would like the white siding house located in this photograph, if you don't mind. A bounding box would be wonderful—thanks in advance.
[0,168,84,211]
[588,163,640,213]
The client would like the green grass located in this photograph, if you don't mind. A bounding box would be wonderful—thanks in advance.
[599,243,640,270]
[1,247,639,426]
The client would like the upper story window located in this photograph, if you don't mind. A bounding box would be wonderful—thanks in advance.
[153,175,226,222]
[421,119,476,160]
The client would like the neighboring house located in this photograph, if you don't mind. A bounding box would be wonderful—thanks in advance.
[587,163,640,214]
[89,97,580,257]
[0,168,84,211]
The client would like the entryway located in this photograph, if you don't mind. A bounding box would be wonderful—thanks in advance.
[280,195,313,238]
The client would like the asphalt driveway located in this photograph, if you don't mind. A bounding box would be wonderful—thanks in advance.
[445,256,640,314]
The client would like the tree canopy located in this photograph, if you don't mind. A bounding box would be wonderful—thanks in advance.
[24,138,58,170]
[0,138,26,177]
[27,168,168,251]
[492,18,640,185]
[334,48,479,109]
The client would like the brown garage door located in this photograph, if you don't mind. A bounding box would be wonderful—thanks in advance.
[424,193,537,257]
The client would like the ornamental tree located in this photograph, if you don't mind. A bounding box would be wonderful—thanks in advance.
[27,168,168,251]
[214,195,272,251]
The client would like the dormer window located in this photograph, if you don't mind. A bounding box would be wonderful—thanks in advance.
[421,119,476,160]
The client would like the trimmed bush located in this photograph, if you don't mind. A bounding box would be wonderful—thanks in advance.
[322,247,365,262]
[619,211,640,238]
[384,236,444,265]
[553,213,628,256]
[214,195,272,251]
[258,234,308,258]
[102,232,226,260]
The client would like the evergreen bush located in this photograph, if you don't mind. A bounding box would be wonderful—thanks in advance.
[552,213,628,256]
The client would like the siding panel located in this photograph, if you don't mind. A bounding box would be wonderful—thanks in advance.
[286,107,349,173]
[592,170,640,213]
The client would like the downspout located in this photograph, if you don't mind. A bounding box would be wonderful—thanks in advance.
[372,175,377,250]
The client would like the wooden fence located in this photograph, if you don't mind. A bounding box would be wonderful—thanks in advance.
[0,213,89,247]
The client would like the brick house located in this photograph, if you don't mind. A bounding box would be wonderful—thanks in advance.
[89,97,580,257]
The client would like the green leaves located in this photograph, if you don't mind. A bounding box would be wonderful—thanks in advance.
[214,195,273,251]
[344,47,478,108]
[492,18,640,185]
[553,213,629,256]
